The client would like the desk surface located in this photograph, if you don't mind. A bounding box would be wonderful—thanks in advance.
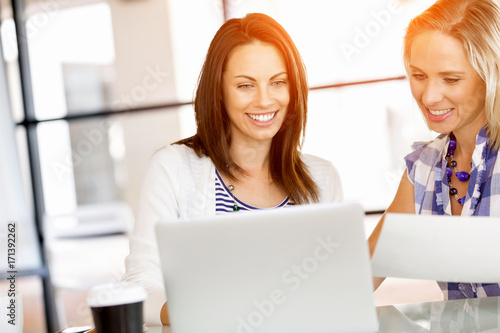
[145,296,500,332]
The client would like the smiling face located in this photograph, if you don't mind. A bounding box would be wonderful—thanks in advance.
[222,41,289,148]
[408,31,487,136]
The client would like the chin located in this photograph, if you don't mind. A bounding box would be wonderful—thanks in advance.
[426,122,453,135]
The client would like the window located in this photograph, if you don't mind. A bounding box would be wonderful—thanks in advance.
[3,0,439,221]
[2,1,441,330]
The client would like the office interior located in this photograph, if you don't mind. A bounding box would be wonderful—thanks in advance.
[0,0,450,331]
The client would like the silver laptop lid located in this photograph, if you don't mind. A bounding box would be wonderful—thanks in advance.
[155,202,378,333]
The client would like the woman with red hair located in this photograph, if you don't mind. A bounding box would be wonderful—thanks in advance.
[123,13,343,325]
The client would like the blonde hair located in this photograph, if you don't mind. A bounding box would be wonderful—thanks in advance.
[403,0,500,149]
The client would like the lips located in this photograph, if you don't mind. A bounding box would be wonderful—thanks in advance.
[426,107,454,122]
[428,108,452,116]
[247,112,276,122]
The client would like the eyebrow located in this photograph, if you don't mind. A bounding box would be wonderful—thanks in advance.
[409,65,466,76]
[234,72,288,80]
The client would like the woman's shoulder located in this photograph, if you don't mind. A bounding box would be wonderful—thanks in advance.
[301,153,334,168]
[300,153,338,178]
[151,143,207,165]
[405,134,448,184]
[300,153,343,202]
[149,143,214,187]
[405,133,448,165]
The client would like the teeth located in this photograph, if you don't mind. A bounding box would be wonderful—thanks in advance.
[428,108,452,115]
[248,112,276,122]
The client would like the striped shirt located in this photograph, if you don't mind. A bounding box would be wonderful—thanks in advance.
[405,127,500,299]
[215,170,293,214]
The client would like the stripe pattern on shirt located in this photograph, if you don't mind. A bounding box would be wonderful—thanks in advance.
[215,170,293,214]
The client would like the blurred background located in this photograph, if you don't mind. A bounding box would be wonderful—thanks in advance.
[0,0,442,331]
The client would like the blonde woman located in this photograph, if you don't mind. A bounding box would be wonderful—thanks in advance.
[370,0,500,299]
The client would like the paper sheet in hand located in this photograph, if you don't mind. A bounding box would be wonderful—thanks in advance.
[371,213,500,283]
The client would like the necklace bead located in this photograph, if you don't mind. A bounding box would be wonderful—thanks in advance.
[227,183,240,211]
[225,163,240,212]
[446,132,470,206]
[456,171,470,182]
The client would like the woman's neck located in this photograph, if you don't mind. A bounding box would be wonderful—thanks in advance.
[229,140,271,179]
[452,127,482,158]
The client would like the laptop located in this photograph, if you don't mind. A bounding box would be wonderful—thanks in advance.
[155,202,378,333]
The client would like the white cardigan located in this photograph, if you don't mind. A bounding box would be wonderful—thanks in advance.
[122,144,344,325]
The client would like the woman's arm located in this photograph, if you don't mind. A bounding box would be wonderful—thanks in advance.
[122,148,181,326]
[368,170,415,290]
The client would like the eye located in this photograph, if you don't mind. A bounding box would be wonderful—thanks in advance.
[411,73,426,81]
[444,78,460,84]
[237,84,254,90]
[271,80,286,87]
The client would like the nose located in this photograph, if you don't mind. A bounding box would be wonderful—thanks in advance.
[255,86,273,108]
[421,80,444,106]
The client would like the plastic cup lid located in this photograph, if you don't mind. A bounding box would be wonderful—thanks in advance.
[60,326,93,333]
[87,282,146,307]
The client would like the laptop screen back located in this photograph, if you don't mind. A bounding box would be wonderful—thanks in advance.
[155,202,378,333]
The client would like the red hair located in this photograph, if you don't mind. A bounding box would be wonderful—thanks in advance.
[176,13,318,204]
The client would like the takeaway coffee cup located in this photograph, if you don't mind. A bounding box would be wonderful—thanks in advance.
[87,282,146,333]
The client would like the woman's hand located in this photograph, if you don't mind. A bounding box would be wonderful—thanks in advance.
[161,301,171,325]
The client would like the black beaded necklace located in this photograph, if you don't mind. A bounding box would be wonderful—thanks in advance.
[445,132,471,205]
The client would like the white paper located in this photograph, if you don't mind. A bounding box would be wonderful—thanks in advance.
[371,213,500,283]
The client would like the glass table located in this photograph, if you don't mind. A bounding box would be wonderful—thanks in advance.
[145,296,500,332]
